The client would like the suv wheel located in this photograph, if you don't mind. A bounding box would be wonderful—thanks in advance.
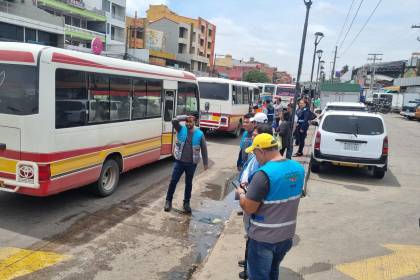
[310,157,320,173]
[93,159,120,196]
[373,167,385,179]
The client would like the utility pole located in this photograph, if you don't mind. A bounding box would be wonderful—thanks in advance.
[330,45,338,82]
[286,0,312,160]
[412,24,420,42]
[367,53,383,92]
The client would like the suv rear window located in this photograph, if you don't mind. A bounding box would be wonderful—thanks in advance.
[0,64,38,115]
[323,115,384,135]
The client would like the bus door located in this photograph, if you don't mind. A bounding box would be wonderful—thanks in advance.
[161,90,175,155]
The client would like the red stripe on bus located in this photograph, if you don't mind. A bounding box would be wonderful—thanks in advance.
[0,50,35,63]
[0,172,14,180]
[1,136,161,162]
[52,53,196,81]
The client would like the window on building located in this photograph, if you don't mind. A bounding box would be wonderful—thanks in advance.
[178,43,186,54]
[107,23,111,34]
[109,76,130,121]
[25,28,36,43]
[200,38,204,46]
[111,26,115,40]
[72,17,81,27]
[190,47,195,55]
[102,0,110,12]
[179,27,187,38]
[192,32,196,41]
[38,31,57,46]
[177,82,199,116]
[55,69,88,128]
[0,22,23,42]
[207,42,211,49]
[65,15,71,25]
[208,29,212,37]
[201,25,205,33]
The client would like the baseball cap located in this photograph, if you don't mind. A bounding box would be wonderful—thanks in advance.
[245,133,278,154]
[250,112,268,123]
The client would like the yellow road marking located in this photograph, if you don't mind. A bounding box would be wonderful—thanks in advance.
[336,244,420,280]
[0,247,69,280]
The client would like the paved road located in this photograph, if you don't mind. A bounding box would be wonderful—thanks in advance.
[0,132,241,280]
[282,113,420,279]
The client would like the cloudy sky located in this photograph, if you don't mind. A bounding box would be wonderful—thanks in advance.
[127,0,420,81]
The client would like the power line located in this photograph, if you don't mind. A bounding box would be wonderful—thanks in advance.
[335,0,356,46]
[338,0,364,52]
[341,0,383,57]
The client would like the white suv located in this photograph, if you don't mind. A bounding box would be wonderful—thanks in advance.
[310,111,388,179]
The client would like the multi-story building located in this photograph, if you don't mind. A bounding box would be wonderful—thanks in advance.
[36,0,107,53]
[0,0,65,47]
[127,5,216,73]
[214,55,278,82]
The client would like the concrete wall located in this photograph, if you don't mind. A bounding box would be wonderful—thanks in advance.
[148,18,178,56]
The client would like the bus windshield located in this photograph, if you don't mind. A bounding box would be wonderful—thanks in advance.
[276,87,295,95]
[0,64,38,115]
[199,82,229,101]
[264,85,275,94]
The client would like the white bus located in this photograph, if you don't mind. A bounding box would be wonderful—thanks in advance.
[0,42,200,197]
[198,77,258,137]
[254,83,277,102]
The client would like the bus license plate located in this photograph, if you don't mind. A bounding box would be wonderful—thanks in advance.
[344,142,360,151]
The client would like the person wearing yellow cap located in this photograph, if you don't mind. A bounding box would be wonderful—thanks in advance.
[236,133,305,280]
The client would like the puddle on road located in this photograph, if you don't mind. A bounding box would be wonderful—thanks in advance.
[164,171,238,279]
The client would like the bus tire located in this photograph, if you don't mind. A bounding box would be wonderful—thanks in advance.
[231,124,241,138]
[93,159,120,197]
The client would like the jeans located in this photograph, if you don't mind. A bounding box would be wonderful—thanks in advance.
[247,238,293,280]
[166,161,197,202]
[297,130,307,154]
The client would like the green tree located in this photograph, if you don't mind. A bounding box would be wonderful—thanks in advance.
[243,70,271,83]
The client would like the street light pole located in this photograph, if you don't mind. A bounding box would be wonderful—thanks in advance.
[286,0,312,160]
[310,32,324,93]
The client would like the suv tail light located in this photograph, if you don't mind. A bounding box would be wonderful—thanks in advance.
[382,136,388,155]
[314,131,321,150]
[38,164,51,181]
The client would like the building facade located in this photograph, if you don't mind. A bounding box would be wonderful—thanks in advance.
[0,0,65,47]
[126,5,215,73]
[0,0,125,55]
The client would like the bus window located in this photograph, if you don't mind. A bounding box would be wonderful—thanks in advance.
[237,86,243,105]
[55,69,88,129]
[0,64,38,115]
[146,79,162,118]
[88,73,110,123]
[265,85,275,94]
[232,85,238,104]
[109,76,130,121]
[177,82,199,116]
[133,79,162,119]
[243,87,250,104]
[198,82,229,100]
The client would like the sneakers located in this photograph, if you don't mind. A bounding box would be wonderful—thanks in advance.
[183,201,192,214]
[164,200,172,212]
[238,259,245,267]
[293,152,303,157]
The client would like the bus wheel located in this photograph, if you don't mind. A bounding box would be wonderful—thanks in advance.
[231,124,241,138]
[93,159,120,197]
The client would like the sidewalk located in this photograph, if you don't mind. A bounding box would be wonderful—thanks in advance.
[192,125,316,280]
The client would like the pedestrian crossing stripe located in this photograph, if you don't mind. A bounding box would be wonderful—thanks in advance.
[0,247,70,280]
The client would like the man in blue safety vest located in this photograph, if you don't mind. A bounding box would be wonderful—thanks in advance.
[236,133,304,280]
[164,115,208,213]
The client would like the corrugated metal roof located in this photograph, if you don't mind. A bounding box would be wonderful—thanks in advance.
[394,76,420,86]
[320,83,360,92]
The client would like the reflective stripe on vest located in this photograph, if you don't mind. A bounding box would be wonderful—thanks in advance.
[248,160,304,243]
